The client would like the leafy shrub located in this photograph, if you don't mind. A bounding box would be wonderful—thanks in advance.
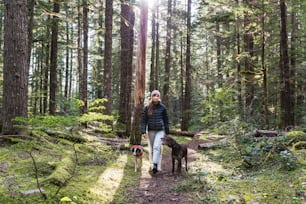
[237,134,299,170]
[279,150,298,171]
[200,88,238,126]
[15,115,78,131]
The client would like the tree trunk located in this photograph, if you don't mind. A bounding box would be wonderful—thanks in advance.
[279,0,293,128]
[261,0,269,128]
[81,0,88,114]
[77,0,83,114]
[49,1,60,115]
[149,0,157,91]
[155,3,160,90]
[64,5,70,113]
[290,2,297,125]
[27,0,35,65]
[243,0,255,118]
[103,0,113,116]
[181,0,191,131]
[43,23,50,114]
[163,0,172,107]
[216,21,222,88]
[131,0,148,145]
[235,0,243,120]
[119,0,135,136]
[96,2,104,99]
[2,0,29,134]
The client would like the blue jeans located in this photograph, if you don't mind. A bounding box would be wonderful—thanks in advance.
[148,130,164,170]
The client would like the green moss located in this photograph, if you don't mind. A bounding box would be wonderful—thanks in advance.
[191,135,306,204]
[285,131,306,144]
[46,156,75,186]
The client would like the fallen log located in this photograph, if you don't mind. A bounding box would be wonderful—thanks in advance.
[21,188,44,196]
[252,129,278,137]
[46,156,75,186]
[198,142,215,150]
[0,135,31,140]
[168,130,199,137]
[96,137,128,143]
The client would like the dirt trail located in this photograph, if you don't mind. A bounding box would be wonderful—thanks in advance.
[130,138,205,204]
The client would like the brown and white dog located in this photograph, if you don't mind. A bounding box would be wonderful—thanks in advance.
[131,145,143,172]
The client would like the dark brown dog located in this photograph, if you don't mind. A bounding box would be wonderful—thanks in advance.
[161,136,188,174]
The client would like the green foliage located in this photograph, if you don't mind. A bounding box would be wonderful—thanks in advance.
[236,134,300,170]
[88,98,108,112]
[193,133,305,203]
[14,115,78,131]
[79,112,113,124]
[284,131,306,144]
[63,98,83,116]
[279,150,298,171]
[200,88,238,126]
[79,99,114,132]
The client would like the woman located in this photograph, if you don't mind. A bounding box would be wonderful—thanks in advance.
[141,90,169,174]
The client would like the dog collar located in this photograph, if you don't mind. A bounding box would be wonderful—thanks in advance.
[132,145,142,149]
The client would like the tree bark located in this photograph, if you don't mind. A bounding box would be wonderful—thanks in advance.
[77,0,83,114]
[131,0,148,145]
[49,1,60,115]
[2,0,29,134]
[96,2,104,99]
[181,0,192,131]
[261,0,269,128]
[216,21,222,88]
[43,15,51,115]
[163,0,172,107]
[235,0,243,120]
[149,0,157,91]
[64,5,70,113]
[81,0,88,114]
[103,0,113,116]
[119,0,135,136]
[279,0,293,128]
[290,2,297,125]
[243,0,255,118]
[27,0,35,65]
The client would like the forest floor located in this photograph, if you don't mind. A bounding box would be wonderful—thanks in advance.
[0,128,305,203]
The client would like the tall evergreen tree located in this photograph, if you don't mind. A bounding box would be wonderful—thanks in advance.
[163,0,172,106]
[181,0,191,131]
[49,1,60,115]
[119,0,135,136]
[2,0,29,134]
[131,0,148,144]
[103,0,113,116]
[279,0,293,128]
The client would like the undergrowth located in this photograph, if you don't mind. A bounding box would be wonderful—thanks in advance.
[171,132,306,204]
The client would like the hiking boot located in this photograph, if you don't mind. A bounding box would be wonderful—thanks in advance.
[153,163,158,174]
